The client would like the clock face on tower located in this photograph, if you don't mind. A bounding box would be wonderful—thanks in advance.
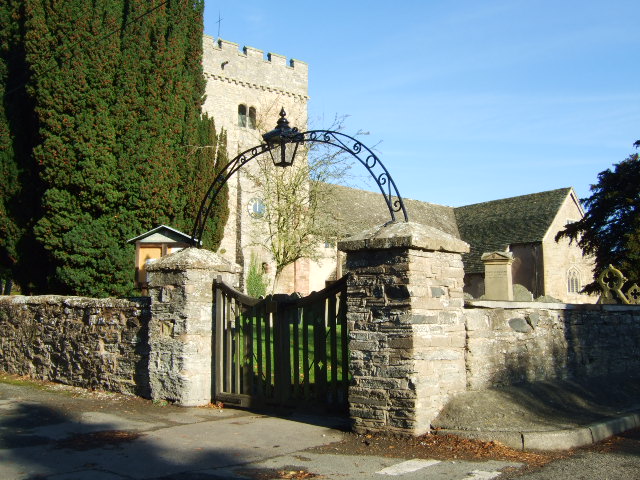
[247,197,266,219]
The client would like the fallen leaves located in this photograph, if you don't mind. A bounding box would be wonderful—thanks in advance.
[235,466,320,480]
[55,430,142,450]
[277,469,318,479]
[311,431,568,468]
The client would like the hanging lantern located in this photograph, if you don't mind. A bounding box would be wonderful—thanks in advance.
[262,108,303,167]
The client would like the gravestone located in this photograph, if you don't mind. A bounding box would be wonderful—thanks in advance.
[481,251,514,301]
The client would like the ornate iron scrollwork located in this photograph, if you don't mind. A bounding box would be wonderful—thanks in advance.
[302,130,409,223]
[191,112,409,247]
[190,143,273,246]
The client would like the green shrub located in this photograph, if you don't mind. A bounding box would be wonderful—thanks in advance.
[246,254,268,298]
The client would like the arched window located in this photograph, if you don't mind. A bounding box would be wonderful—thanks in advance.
[238,104,247,127]
[248,106,257,129]
[567,268,581,293]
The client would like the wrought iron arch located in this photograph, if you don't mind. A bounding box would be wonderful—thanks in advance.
[191,114,409,247]
[301,129,408,221]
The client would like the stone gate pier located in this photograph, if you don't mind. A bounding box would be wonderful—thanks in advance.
[338,222,470,436]
[146,248,240,406]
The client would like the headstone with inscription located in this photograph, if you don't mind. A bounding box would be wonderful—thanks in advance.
[481,251,514,301]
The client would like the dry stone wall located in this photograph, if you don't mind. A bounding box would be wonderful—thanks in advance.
[0,295,150,396]
[465,301,640,389]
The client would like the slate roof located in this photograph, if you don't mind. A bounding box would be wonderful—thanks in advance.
[454,188,572,273]
[318,183,573,276]
[318,183,459,239]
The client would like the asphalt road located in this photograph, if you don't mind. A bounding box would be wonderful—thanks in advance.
[1,375,639,480]
[498,428,640,480]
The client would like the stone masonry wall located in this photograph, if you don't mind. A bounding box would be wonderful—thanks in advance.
[202,36,308,289]
[146,248,240,406]
[410,250,467,432]
[346,248,417,434]
[341,221,469,436]
[347,248,468,434]
[465,301,640,390]
[0,295,150,396]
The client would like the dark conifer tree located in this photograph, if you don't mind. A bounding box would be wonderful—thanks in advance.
[1,0,228,296]
[0,1,46,293]
[26,0,126,296]
[557,140,640,293]
[0,1,24,288]
[184,115,229,250]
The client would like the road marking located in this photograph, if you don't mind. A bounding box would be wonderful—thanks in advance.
[464,470,502,480]
[376,459,441,475]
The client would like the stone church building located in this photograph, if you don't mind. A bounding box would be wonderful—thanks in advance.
[319,184,595,303]
[455,187,594,303]
[201,37,595,303]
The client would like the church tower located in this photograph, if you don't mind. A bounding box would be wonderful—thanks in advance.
[201,36,309,291]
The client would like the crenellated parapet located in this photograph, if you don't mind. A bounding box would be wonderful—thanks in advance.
[202,36,308,101]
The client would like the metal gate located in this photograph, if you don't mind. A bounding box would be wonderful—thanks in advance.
[213,275,349,412]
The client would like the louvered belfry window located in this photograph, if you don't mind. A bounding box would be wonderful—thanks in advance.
[238,104,247,127]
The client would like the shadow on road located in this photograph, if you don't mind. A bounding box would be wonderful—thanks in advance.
[1,400,265,480]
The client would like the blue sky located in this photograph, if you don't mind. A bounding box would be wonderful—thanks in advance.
[204,0,639,207]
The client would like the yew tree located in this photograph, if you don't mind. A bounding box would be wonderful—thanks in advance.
[0,0,228,296]
[556,140,640,293]
[0,0,45,292]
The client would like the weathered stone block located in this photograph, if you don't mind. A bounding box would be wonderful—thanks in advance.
[350,407,387,420]
[387,337,413,349]
[508,317,533,333]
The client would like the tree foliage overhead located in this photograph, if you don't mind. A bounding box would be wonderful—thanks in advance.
[556,140,640,293]
[0,0,228,296]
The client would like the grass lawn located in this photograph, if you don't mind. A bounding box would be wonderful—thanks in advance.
[224,307,348,401]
